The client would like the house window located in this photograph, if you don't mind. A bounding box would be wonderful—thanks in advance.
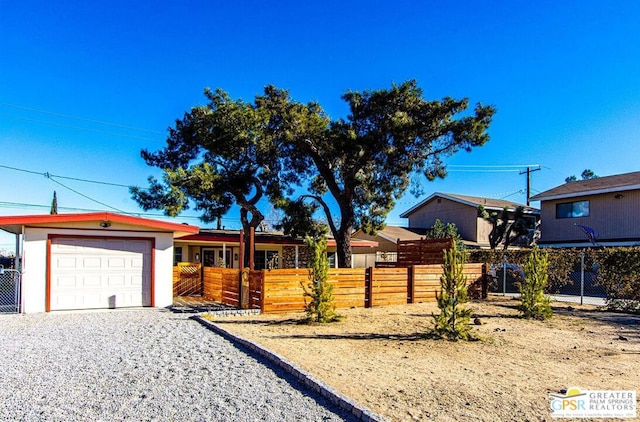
[174,246,183,265]
[556,200,590,218]
[327,252,336,268]
[254,250,279,270]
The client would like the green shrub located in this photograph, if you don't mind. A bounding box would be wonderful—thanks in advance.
[518,246,553,320]
[432,248,474,341]
[301,236,340,323]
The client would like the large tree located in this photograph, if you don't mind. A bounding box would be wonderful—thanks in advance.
[133,81,495,269]
[268,80,495,267]
[131,88,295,266]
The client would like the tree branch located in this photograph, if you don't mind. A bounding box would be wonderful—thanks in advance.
[298,194,338,239]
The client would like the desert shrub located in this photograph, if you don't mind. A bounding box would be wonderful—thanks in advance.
[518,246,552,320]
[432,248,474,341]
[301,236,340,323]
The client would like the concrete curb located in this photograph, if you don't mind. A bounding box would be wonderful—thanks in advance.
[193,316,389,422]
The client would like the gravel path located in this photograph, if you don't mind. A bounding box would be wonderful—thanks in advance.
[0,309,355,421]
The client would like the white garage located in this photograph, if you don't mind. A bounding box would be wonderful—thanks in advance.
[0,212,199,313]
[49,237,153,311]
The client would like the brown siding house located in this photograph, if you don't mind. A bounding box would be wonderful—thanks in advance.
[399,193,539,248]
[530,170,640,246]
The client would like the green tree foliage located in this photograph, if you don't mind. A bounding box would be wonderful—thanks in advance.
[432,248,474,341]
[267,80,495,267]
[478,205,536,249]
[130,88,298,266]
[424,219,464,250]
[301,236,340,323]
[132,82,494,269]
[50,191,58,215]
[518,246,553,320]
[565,169,599,183]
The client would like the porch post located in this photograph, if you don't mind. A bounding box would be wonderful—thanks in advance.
[249,227,255,270]
[239,230,245,272]
[295,245,299,269]
[222,243,227,268]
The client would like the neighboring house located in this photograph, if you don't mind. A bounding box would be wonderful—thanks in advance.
[175,229,377,269]
[399,192,540,248]
[351,226,427,267]
[529,170,640,247]
[0,212,199,313]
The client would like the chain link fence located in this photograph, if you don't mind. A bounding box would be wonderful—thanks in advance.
[486,253,606,306]
[0,267,21,313]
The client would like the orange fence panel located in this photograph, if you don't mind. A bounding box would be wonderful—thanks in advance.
[177,262,485,314]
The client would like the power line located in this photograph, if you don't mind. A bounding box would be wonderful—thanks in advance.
[0,201,261,227]
[449,164,541,168]
[0,113,161,142]
[1,102,165,134]
[0,164,143,189]
[47,176,126,213]
[447,169,523,173]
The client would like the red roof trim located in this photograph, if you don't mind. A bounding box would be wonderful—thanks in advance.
[0,212,199,234]
[327,239,378,247]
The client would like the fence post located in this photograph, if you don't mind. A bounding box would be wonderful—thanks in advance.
[260,270,265,314]
[407,266,415,304]
[502,256,507,296]
[365,267,374,308]
[580,251,585,306]
[482,263,488,299]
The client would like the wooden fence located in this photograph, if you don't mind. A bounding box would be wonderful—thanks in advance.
[396,237,455,267]
[174,263,202,296]
[173,263,486,314]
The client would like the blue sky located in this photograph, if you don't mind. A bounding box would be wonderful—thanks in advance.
[1,1,640,252]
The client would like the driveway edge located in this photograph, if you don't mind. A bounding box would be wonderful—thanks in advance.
[193,316,388,422]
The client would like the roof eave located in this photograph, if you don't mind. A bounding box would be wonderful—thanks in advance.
[531,184,640,202]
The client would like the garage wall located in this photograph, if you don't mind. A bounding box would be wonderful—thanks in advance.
[21,226,174,313]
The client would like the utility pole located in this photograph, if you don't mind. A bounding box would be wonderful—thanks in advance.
[519,166,541,205]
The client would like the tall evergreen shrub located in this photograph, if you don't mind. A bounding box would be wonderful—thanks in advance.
[518,246,553,319]
[301,236,340,323]
[432,248,474,340]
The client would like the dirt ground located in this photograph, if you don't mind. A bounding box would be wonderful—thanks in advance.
[212,297,640,422]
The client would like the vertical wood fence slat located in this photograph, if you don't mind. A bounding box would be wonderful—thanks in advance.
[408,265,415,304]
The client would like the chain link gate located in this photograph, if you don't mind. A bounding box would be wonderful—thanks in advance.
[0,267,21,313]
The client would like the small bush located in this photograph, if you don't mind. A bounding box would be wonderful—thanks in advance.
[518,246,553,320]
[432,248,474,341]
[301,236,341,323]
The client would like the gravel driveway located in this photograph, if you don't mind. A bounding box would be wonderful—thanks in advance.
[0,309,355,421]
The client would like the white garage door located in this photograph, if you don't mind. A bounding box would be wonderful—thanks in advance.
[50,237,152,311]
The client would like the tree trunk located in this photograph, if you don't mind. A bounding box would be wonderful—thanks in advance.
[334,230,352,268]
[334,205,355,268]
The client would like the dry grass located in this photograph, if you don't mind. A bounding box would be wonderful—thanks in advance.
[212,297,640,422]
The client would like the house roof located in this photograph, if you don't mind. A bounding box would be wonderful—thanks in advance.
[353,226,427,243]
[399,192,539,218]
[530,170,640,201]
[0,212,200,237]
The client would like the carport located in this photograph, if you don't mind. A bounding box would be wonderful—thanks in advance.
[0,212,198,313]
